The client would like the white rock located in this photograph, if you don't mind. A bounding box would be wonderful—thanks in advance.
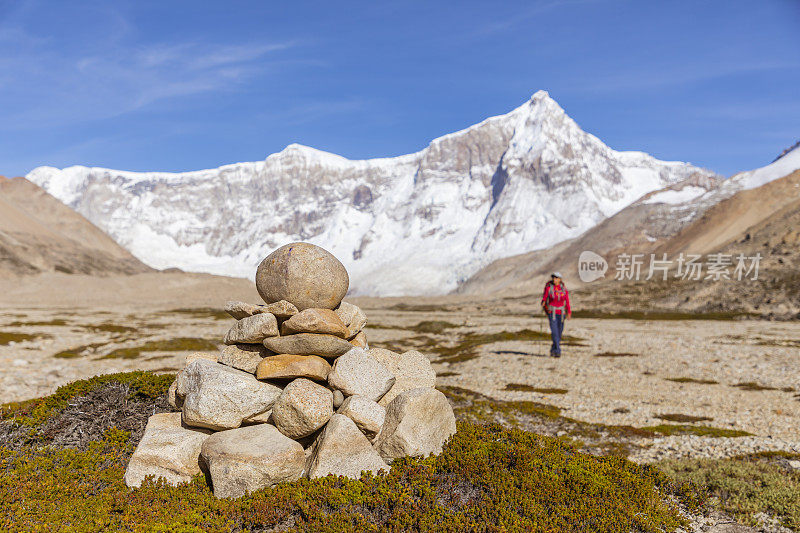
[200,424,305,499]
[181,360,281,430]
[327,348,395,402]
[334,301,368,339]
[124,413,211,487]
[369,349,436,407]
[337,395,385,440]
[219,343,267,374]
[272,378,334,439]
[306,414,388,479]
[223,313,279,344]
[374,388,456,461]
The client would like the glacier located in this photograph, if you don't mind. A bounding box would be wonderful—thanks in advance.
[27,91,719,296]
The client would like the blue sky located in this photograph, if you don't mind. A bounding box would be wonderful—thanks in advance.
[0,0,798,177]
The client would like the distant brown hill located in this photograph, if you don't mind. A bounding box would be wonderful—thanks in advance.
[0,176,153,277]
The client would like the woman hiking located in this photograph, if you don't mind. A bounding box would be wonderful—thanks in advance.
[541,272,571,358]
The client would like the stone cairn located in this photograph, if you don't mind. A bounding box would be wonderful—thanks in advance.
[124,242,456,499]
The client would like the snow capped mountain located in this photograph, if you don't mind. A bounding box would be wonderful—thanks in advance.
[27,91,719,295]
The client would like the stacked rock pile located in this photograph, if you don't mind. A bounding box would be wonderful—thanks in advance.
[124,242,456,499]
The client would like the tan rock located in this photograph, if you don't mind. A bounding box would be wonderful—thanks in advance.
[185,352,217,366]
[332,389,345,408]
[255,242,349,311]
[181,360,281,431]
[374,388,456,461]
[306,414,388,479]
[272,378,334,439]
[219,343,267,374]
[263,300,299,319]
[224,300,267,320]
[327,348,395,402]
[369,349,436,407]
[124,413,211,487]
[350,331,368,349]
[167,379,182,409]
[337,395,385,440]
[263,333,353,358]
[244,409,272,424]
[334,301,367,339]
[256,354,331,381]
[200,424,305,499]
[280,308,348,338]
[223,313,279,345]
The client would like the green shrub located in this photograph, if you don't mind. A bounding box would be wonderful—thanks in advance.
[660,455,800,529]
[643,424,751,438]
[0,372,693,532]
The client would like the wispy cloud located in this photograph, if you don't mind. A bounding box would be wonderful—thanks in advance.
[0,5,301,129]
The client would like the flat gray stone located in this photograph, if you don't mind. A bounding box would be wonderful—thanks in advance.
[306,414,388,479]
[263,300,300,319]
[272,378,334,439]
[337,395,385,440]
[369,348,437,407]
[327,348,395,402]
[200,424,305,499]
[224,300,267,320]
[255,242,349,311]
[124,413,211,487]
[374,388,456,461]
[181,360,282,430]
[263,333,353,358]
[219,343,267,374]
[223,313,278,345]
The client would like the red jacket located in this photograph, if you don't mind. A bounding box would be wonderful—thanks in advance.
[541,282,571,315]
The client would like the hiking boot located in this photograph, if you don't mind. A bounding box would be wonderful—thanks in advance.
[550,352,561,358]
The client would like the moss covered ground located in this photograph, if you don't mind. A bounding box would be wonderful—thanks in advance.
[660,453,800,530]
[3,372,797,531]
[0,372,697,532]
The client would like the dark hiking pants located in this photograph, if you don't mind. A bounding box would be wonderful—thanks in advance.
[548,312,565,355]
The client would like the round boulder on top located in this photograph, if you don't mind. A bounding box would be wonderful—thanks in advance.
[256,242,349,311]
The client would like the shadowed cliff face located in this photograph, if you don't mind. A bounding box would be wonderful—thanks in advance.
[0,176,153,277]
[27,92,717,295]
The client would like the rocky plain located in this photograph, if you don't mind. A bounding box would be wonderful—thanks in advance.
[2,258,800,530]
[2,270,799,466]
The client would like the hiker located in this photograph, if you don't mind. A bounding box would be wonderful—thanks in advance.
[541,272,571,358]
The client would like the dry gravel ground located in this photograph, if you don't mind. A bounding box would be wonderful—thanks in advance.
[1,284,798,465]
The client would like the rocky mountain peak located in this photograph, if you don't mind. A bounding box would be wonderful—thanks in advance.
[27,92,719,296]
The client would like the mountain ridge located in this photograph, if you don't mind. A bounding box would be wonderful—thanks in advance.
[27,91,718,296]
